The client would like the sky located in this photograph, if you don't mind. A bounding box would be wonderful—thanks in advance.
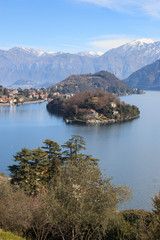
[1,0,160,53]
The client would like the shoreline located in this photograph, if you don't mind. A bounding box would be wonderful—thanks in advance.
[0,100,46,107]
[65,115,140,125]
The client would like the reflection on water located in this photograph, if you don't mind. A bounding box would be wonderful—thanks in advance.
[1,92,160,210]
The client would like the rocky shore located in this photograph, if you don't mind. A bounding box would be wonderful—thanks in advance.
[65,115,140,125]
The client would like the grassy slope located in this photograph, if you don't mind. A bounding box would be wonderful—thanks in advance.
[0,229,25,240]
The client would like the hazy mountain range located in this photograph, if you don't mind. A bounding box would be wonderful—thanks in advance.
[1,39,160,88]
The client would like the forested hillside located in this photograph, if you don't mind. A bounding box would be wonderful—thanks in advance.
[48,71,135,95]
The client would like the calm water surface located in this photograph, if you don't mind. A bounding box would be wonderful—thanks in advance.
[1,91,160,210]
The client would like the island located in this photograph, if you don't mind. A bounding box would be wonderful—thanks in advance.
[47,90,140,125]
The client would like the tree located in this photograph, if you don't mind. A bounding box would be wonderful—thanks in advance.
[3,88,9,96]
[150,193,160,239]
[31,147,49,190]
[8,136,99,194]
[42,160,130,240]
[23,89,30,98]
[9,148,33,193]
[0,181,32,235]
[152,193,160,215]
[9,147,49,195]
[62,135,86,156]
[6,136,131,240]
[62,135,99,166]
[42,139,62,182]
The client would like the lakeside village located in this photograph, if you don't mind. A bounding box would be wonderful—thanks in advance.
[0,84,144,106]
[0,85,74,106]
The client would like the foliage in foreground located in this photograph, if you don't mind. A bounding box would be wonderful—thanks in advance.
[1,136,160,239]
[0,135,130,240]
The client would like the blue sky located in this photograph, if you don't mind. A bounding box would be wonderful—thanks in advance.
[1,0,160,53]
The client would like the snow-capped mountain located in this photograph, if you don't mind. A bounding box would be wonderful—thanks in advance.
[8,47,45,57]
[77,51,104,57]
[0,47,97,87]
[124,38,155,46]
[47,51,65,56]
[98,39,160,79]
[1,39,160,87]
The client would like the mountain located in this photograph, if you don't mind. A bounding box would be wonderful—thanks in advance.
[9,79,52,89]
[97,39,160,79]
[124,59,160,90]
[1,39,160,87]
[48,70,134,95]
[0,47,96,87]
[77,51,104,57]
[8,47,45,57]
[10,79,34,89]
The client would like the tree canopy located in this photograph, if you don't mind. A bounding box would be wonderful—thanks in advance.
[47,91,140,123]
[1,136,160,240]
[5,135,131,239]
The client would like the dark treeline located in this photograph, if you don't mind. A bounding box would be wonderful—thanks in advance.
[0,136,160,240]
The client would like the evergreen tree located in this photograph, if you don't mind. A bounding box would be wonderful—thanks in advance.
[31,147,49,192]
[62,135,98,166]
[3,88,9,96]
[42,139,62,181]
[62,135,86,156]
[9,148,33,193]
[6,136,132,240]
[9,147,49,195]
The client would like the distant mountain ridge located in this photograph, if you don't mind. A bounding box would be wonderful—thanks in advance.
[9,79,34,89]
[124,59,160,90]
[0,47,97,87]
[1,39,160,87]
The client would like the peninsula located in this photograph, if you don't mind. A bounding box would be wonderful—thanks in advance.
[47,90,140,125]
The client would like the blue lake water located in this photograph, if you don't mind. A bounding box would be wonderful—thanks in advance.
[1,91,160,210]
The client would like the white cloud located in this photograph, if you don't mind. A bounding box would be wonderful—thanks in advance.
[89,35,134,51]
[77,0,160,18]
[143,1,160,18]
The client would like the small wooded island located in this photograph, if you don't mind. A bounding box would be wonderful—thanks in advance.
[47,91,140,125]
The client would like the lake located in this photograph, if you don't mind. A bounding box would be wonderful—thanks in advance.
[0,91,160,210]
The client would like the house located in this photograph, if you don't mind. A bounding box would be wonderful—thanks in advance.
[113,111,119,115]
[19,98,24,103]
[85,109,99,119]
[90,109,99,118]
[10,89,18,95]
[110,102,117,108]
